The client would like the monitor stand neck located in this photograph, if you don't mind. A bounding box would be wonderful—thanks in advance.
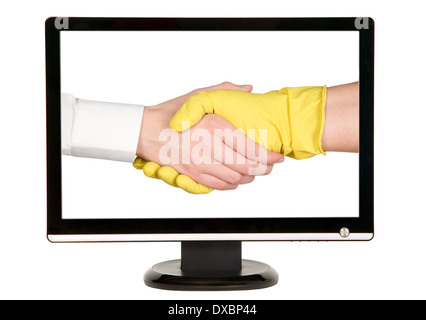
[181,241,242,276]
[144,241,278,291]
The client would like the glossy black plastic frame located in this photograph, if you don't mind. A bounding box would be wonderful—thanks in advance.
[46,17,374,237]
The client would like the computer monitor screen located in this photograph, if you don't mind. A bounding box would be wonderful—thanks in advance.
[46,18,373,243]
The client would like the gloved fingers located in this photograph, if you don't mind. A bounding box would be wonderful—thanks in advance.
[156,166,179,187]
[143,161,162,179]
[133,157,148,170]
[133,157,213,194]
[133,157,161,179]
[176,175,214,194]
[157,167,214,194]
[170,92,214,132]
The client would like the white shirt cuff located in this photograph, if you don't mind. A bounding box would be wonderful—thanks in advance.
[61,93,144,163]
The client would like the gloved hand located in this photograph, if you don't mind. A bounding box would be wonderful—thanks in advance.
[170,86,327,160]
[133,157,213,194]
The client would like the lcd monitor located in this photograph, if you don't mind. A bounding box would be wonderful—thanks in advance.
[46,17,374,290]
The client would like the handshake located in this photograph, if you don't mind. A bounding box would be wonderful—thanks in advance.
[133,81,356,194]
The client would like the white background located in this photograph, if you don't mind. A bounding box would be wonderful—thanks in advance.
[61,31,358,219]
[1,0,425,300]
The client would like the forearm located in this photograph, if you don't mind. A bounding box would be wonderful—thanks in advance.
[321,82,359,153]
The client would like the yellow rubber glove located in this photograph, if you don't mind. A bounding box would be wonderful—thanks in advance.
[133,157,213,194]
[170,86,327,160]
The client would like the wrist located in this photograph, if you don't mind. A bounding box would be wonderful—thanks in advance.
[136,105,155,160]
[136,104,172,161]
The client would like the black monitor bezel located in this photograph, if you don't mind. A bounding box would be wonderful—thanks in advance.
[46,17,374,237]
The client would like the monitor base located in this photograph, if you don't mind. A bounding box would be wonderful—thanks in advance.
[144,259,278,291]
[144,241,278,291]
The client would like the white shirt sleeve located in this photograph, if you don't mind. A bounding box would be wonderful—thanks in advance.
[61,93,144,163]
